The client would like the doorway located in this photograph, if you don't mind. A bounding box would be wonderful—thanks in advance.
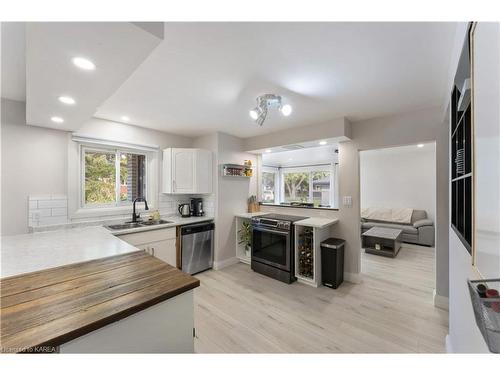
[359,143,437,298]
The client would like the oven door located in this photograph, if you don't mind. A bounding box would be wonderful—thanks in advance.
[251,225,291,271]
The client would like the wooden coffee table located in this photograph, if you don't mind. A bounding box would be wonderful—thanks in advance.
[362,227,403,258]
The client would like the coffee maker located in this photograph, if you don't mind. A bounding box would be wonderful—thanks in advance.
[190,198,204,217]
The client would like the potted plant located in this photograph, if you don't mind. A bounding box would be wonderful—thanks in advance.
[238,221,252,258]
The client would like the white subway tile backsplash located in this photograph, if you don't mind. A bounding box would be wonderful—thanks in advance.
[28,194,69,229]
[31,208,52,217]
[27,192,215,230]
[38,199,67,209]
[38,216,69,226]
[51,207,68,217]
[29,194,51,201]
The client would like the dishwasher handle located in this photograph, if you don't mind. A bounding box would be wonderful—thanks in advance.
[181,222,215,235]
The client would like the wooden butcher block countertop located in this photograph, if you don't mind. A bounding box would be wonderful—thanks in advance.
[0,251,199,353]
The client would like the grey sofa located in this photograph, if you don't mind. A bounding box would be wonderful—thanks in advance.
[360,209,435,246]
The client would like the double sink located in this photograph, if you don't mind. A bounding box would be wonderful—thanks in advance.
[105,219,172,231]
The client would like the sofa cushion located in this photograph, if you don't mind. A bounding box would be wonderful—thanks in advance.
[361,221,418,235]
[413,219,434,228]
[411,210,427,224]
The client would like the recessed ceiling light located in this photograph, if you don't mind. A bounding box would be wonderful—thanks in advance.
[288,158,293,161]
[72,57,96,71]
[51,116,64,124]
[265,149,272,153]
[417,144,424,148]
[319,140,327,145]
[58,96,75,105]
[121,116,130,122]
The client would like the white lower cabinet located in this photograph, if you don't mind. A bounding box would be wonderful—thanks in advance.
[117,227,177,267]
[148,238,177,266]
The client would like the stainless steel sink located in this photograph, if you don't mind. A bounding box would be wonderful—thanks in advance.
[106,222,143,230]
[105,219,172,231]
[139,219,172,226]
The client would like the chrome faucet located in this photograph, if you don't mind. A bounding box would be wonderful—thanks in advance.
[131,197,149,223]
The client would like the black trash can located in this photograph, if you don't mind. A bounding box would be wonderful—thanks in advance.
[320,238,345,289]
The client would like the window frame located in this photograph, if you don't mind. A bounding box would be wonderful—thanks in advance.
[261,166,280,204]
[68,136,159,220]
[260,163,338,209]
[80,145,148,209]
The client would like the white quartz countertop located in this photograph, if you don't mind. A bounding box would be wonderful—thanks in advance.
[294,217,339,228]
[1,226,139,278]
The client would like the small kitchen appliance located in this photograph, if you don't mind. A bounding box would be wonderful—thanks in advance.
[190,198,204,216]
[178,203,191,218]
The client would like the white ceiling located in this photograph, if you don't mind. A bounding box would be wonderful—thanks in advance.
[263,144,339,167]
[2,22,457,137]
[95,22,457,138]
[25,22,163,131]
[1,22,26,101]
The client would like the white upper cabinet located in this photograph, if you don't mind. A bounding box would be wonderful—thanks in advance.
[162,148,212,194]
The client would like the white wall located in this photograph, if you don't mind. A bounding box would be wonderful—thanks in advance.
[0,99,193,235]
[1,99,68,235]
[216,132,257,267]
[360,143,436,222]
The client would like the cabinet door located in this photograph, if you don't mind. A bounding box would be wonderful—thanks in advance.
[195,149,213,194]
[149,239,177,266]
[172,149,195,193]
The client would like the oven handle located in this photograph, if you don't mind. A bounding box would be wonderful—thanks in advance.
[252,226,290,236]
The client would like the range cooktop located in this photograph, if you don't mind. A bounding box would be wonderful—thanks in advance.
[257,213,308,222]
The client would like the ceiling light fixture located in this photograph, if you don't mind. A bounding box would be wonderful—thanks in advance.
[58,96,75,105]
[417,144,424,148]
[249,94,292,126]
[51,116,64,124]
[319,140,327,145]
[72,57,96,71]
[265,149,272,153]
[121,116,130,122]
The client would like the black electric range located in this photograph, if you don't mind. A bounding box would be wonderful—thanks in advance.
[250,213,308,283]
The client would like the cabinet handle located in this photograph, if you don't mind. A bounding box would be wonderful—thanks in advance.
[173,180,176,192]
[151,247,155,256]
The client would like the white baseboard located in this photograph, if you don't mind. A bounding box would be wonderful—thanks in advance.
[344,272,361,284]
[433,289,449,311]
[445,334,453,353]
[213,256,239,270]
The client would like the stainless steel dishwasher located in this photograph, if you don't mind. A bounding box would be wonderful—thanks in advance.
[180,221,214,275]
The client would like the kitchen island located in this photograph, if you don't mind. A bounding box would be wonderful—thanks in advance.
[0,227,199,353]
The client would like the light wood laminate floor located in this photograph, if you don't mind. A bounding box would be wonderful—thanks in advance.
[194,244,448,353]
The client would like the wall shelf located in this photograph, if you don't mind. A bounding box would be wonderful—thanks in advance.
[220,164,253,178]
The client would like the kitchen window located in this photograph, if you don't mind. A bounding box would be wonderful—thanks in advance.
[261,167,279,204]
[68,136,159,219]
[82,147,147,207]
[261,164,337,208]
